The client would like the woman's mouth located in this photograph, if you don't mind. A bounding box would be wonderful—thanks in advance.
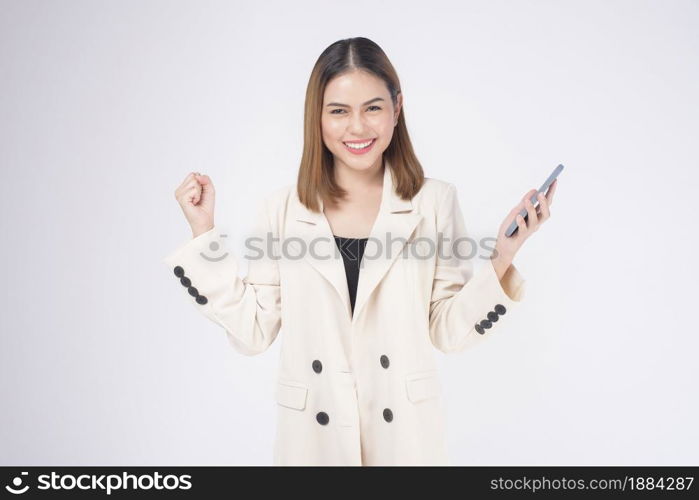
[343,138,376,155]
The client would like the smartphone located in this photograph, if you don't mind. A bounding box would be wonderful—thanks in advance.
[505,164,564,237]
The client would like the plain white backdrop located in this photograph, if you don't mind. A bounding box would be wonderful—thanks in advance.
[1,0,697,465]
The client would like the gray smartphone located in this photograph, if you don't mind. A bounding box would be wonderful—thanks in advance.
[505,164,564,237]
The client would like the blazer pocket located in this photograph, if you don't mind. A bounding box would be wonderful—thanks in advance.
[276,380,308,411]
[405,370,442,403]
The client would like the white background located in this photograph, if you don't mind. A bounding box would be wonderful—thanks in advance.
[1,0,697,465]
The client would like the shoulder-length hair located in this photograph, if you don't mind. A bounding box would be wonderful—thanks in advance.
[297,37,425,212]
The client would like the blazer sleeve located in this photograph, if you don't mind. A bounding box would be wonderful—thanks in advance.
[429,183,526,354]
[162,199,282,356]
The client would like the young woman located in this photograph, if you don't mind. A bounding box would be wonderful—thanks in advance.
[163,37,557,466]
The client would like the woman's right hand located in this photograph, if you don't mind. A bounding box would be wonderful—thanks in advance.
[174,172,215,238]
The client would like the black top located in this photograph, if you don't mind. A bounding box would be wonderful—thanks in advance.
[333,235,369,317]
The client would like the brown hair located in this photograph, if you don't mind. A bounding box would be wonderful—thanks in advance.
[297,37,425,212]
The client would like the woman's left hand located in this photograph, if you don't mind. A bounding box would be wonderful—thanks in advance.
[492,179,558,269]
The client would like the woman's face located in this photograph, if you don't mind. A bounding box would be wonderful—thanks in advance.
[321,69,402,173]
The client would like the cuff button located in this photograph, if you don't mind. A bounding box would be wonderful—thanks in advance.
[480,319,492,329]
[187,286,199,297]
[173,266,185,278]
[487,311,499,322]
[180,276,191,287]
[475,323,485,335]
[195,295,208,305]
[494,304,506,315]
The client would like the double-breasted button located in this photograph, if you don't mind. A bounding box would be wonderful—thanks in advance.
[187,286,199,297]
[383,408,393,422]
[479,319,492,330]
[312,360,322,373]
[180,276,192,287]
[494,304,506,315]
[316,411,329,425]
[195,295,208,305]
[380,355,390,369]
[475,323,485,335]
[173,266,185,278]
[487,311,499,322]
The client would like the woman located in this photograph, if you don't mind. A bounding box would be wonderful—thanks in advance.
[163,37,557,466]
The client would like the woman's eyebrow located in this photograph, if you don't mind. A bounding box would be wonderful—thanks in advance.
[325,97,385,108]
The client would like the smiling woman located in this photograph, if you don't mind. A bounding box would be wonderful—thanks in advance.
[165,36,543,467]
[298,40,422,214]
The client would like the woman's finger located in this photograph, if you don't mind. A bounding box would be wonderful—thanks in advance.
[176,173,200,197]
[503,206,523,236]
[184,185,201,205]
[516,214,528,238]
[537,192,550,221]
[546,178,557,207]
[524,195,539,230]
[177,182,199,202]
[175,173,195,197]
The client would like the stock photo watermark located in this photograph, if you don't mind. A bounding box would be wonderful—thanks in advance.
[198,231,502,267]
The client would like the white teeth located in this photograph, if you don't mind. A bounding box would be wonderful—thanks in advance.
[344,139,374,149]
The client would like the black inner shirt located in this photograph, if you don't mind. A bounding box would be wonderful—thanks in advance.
[333,235,369,317]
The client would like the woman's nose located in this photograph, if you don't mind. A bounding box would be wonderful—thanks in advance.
[348,114,369,134]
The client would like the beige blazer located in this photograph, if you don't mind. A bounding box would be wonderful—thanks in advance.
[162,160,526,466]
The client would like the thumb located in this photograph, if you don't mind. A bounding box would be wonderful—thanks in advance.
[196,174,214,193]
[194,174,215,206]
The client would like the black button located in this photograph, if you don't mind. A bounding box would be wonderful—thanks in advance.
[487,311,499,322]
[475,323,484,335]
[180,276,191,287]
[174,266,184,278]
[316,412,329,425]
[312,360,322,373]
[195,295,208,305]
[479,319,492,329]
[383,408,393,422]
[494,304,506,315]
[380,355,389,369]
[187,286,198,297]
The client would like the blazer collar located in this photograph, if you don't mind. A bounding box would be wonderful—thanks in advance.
[289,159,422,324]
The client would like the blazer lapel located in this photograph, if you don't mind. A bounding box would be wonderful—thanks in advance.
[352,163,422,322]
[291,193,352,319]
[290,160,423,323]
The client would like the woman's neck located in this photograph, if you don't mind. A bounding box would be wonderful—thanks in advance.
[332,158,384,196]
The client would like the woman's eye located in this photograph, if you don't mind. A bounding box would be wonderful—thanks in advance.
[330,106,382,115]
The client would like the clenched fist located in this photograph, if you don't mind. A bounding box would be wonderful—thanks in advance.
[173,172,216,238]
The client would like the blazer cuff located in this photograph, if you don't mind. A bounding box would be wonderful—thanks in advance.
[474,257,526,315]
[495,259,526,302]
[448,257,526,352]
[162,226,218,268]
[162,225,240,313]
